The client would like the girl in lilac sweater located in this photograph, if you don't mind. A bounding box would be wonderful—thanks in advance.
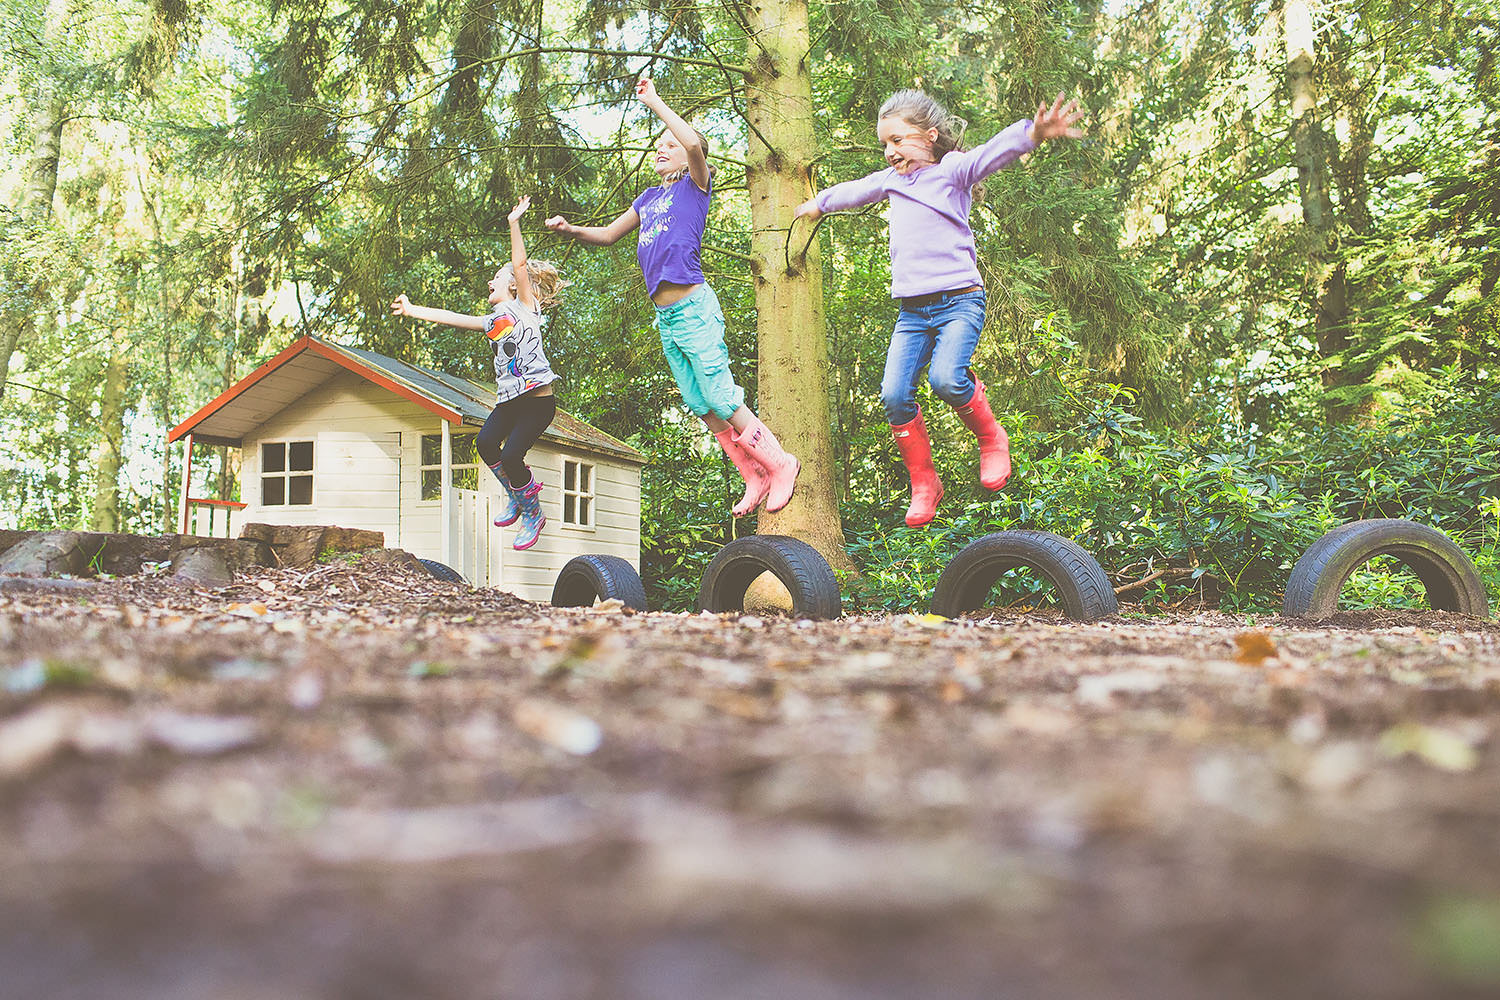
[796,91,1082,527]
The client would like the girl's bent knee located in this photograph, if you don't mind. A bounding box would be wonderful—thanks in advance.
[476,433,503,468]
[501,455,531,487]
[929,369,973,406]
[882,393,918,425]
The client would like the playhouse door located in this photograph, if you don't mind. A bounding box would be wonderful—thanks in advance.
[314,431,402,546]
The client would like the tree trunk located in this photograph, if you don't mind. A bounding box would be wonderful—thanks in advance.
[742,0,850,569]
[0,89,66,407]
[22,89,65,219]
[92,327,130,532]
[1284,0,1353,421]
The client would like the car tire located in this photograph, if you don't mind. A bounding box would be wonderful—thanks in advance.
[1282,519,1489,619]
[551,554,649,611]
[696,535,842,620]
[930,530,1117,622]
[417,558,466,583]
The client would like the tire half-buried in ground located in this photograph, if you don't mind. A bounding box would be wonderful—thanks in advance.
[697,535,842,620]
[418,558,466,583]
[551,554,649,611]
[930,530,1118,622]
[1282,519,1489,620]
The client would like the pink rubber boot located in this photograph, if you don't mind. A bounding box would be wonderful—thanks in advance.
[713,428,771,517]
[891,409,944,527]
[734,416,800,513]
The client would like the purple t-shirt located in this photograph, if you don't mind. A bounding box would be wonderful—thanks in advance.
[815,119,1036,298]
[631,177,711,296]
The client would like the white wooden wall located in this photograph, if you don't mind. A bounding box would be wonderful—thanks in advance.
[229,370,643,602]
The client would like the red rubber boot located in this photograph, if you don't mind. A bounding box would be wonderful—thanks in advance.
[891,409,944,527]
[952,380,1011,490]
[713,428,770,517]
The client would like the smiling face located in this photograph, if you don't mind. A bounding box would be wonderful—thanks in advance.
[652,132,690,178]
[487,265,514,305]
[877,116,939,175]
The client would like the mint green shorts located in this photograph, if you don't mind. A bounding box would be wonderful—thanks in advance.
[653,284,746,421]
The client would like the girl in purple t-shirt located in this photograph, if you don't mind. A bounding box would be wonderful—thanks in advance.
[795,91,1083,527]
[546,78,800,518]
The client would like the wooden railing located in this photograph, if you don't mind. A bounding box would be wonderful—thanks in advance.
[182,497,247,538]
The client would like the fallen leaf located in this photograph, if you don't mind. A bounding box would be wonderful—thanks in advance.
[145,712,262,755]
[1076,670,1164,707]
[513,699,602,755]
[707,690,771,721]
[0,705,74,776]
[1380,723,1479,772]
[1004,701,1074,736]
[1234,631,1279,665]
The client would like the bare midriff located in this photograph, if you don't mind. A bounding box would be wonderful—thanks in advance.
[651,281,699,308]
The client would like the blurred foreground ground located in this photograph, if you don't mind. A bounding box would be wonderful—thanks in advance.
[3,555,1499,999]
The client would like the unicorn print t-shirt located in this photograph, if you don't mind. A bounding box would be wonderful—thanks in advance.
[483,299,557,403]
[631,177,710,296]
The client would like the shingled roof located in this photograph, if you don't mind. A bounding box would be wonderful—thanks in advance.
[169,335,648,466]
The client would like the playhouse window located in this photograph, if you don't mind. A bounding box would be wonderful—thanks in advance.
[561,458,594,527]
[261,440,314,506]
[420,432,480,500]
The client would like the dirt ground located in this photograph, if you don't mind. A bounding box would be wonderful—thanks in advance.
[3,554,1499,1000]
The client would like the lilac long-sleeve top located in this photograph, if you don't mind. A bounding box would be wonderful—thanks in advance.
[814,119,1036,299]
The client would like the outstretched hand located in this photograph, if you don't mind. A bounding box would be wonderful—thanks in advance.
[635,77,660,106]
[543,215,570,234]
[1029,92,1084,144]
[508,195,530,223]
[793,199,822,222]
[390,293,412,316]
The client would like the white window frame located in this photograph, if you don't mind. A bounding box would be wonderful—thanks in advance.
[259,438,315,507]
[419,431,482,502]
[560,456,596,531]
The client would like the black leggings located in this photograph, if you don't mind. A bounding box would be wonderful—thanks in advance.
[477,391,557,488]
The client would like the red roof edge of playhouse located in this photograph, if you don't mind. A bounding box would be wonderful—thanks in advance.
[168,336,463,443]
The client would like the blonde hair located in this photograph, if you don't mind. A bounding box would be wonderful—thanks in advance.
[504,260,570,312]
[660,128,718,186]
[879,90,966,158]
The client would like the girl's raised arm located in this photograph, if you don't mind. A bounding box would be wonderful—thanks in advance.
[797,168,890,219]
[946,93,1084,190]
[545,207,640,246]
[390,294,487,331]
[636,78,711,193]
[507,196,537,312]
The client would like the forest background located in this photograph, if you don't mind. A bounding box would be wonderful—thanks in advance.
[2,0,1497,613]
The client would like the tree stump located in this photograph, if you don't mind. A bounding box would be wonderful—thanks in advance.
[239,524,385,569]
[170,547,235,588]
[0,532,89,577]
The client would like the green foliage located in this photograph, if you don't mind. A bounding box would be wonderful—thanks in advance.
[3,0,1498,626]
[836,370,1500,614]
[635,419,738,612]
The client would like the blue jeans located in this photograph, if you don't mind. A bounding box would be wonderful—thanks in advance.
[880,288,986,425]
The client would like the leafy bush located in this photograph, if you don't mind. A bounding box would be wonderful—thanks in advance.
[841,374,1499,614]
[637,372,1498,616]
